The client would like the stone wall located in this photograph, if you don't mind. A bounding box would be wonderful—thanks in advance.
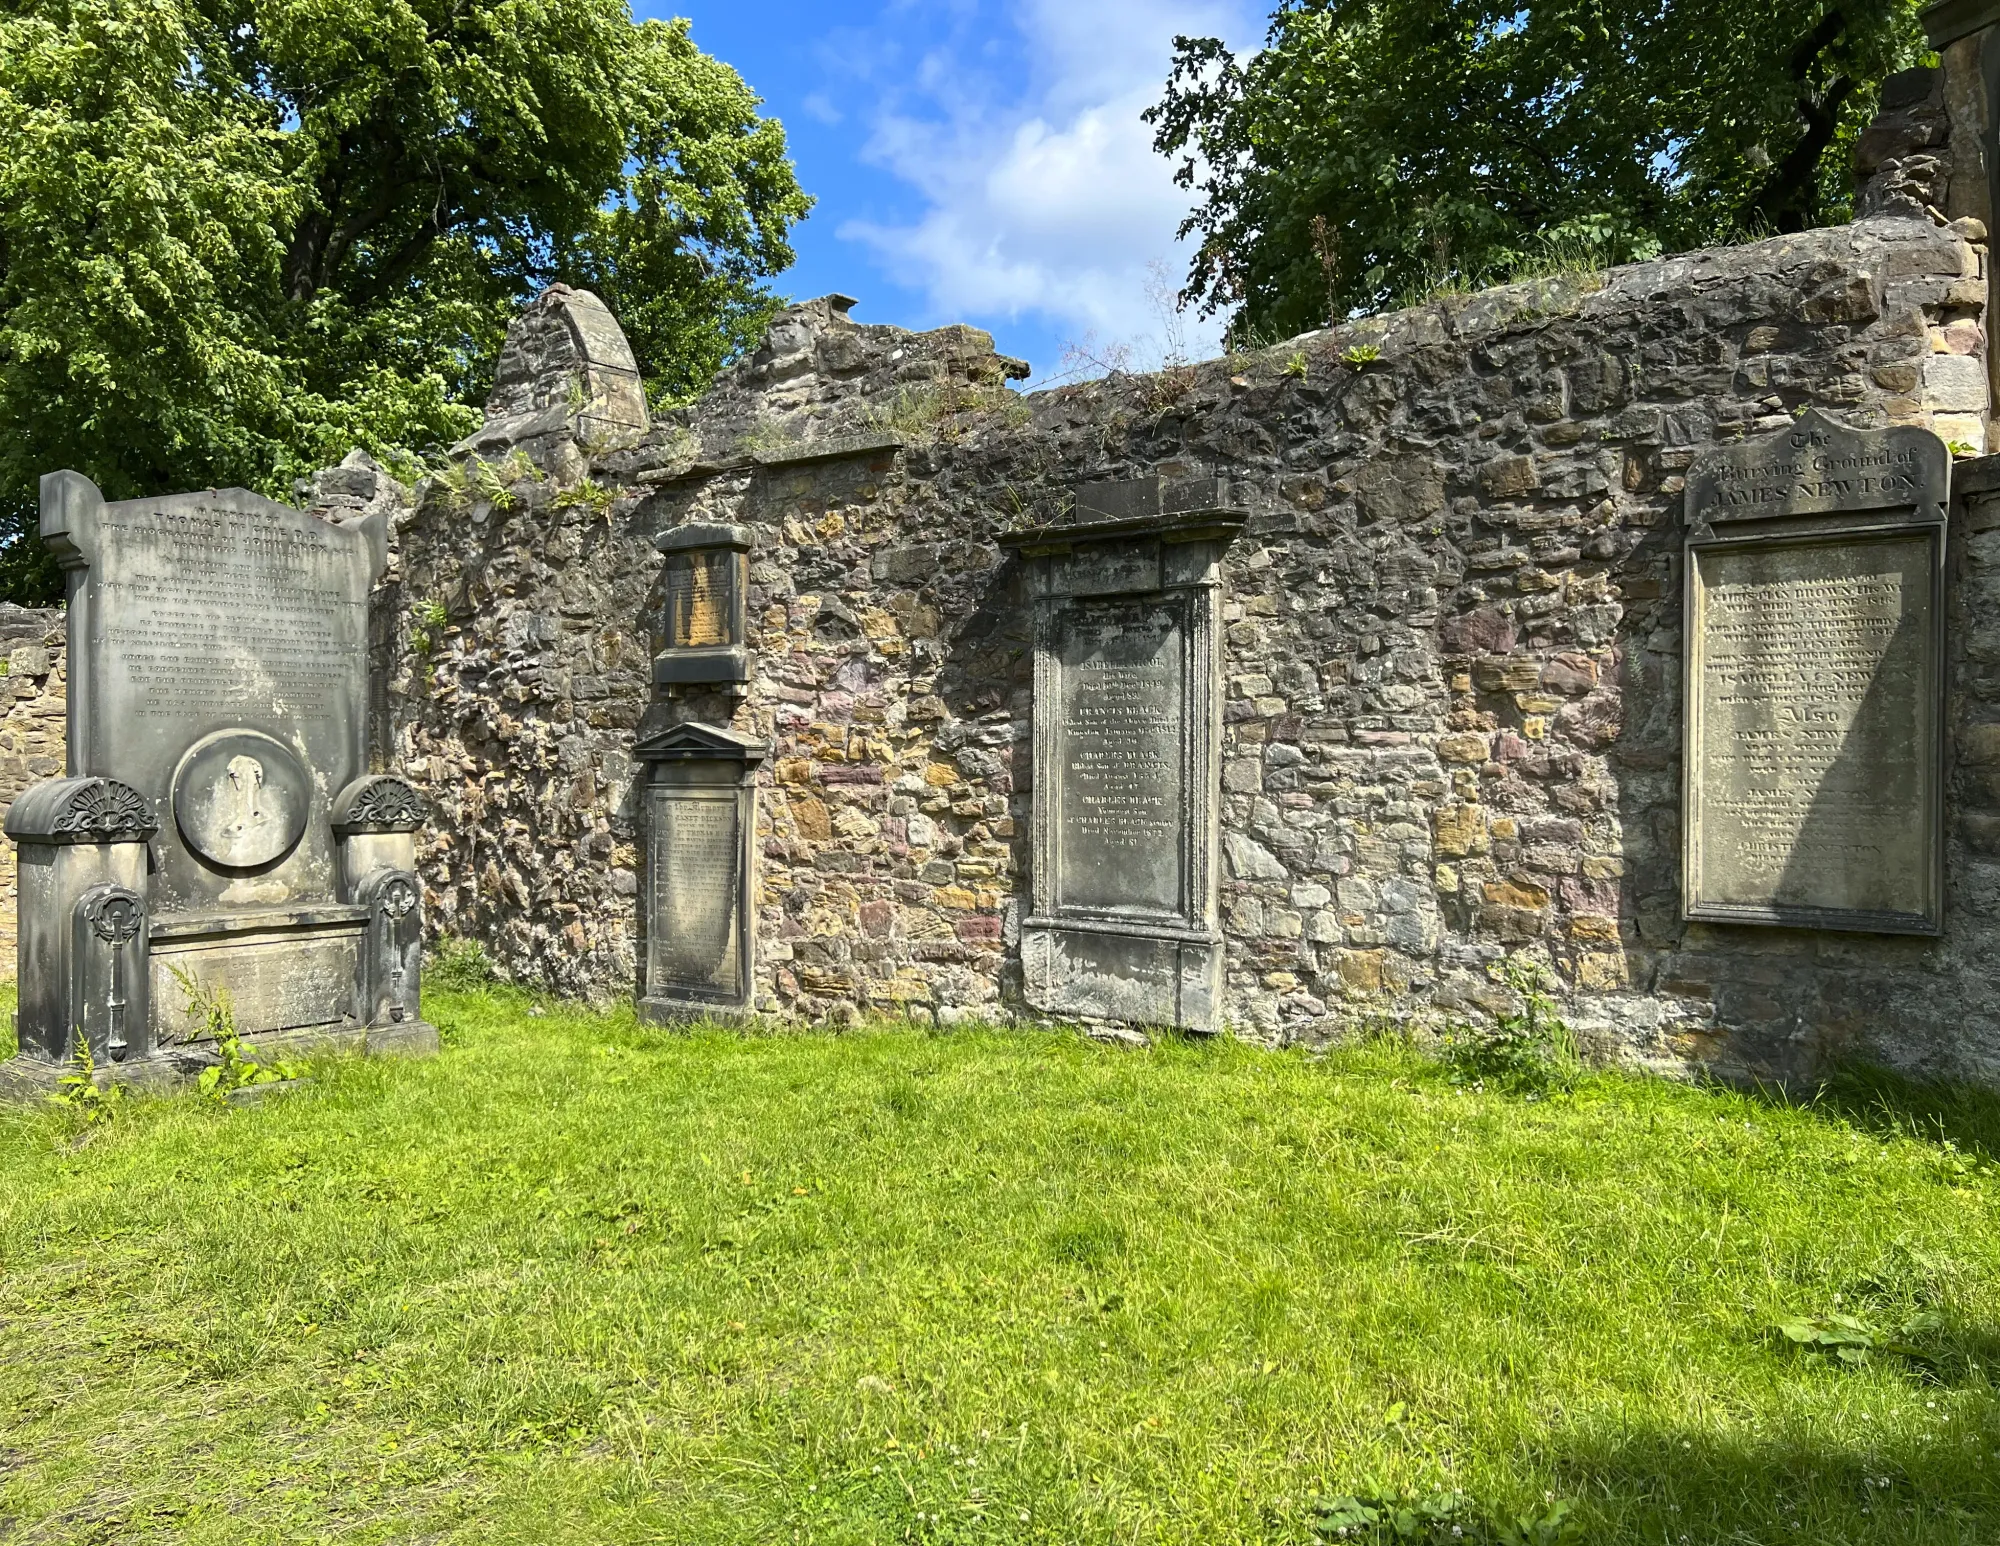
[0,606,68,968]
[376,213,2000,1084]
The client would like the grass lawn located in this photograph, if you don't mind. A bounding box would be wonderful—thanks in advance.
[1,990,1998,1544]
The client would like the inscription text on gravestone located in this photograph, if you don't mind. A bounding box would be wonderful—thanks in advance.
[648,788,741,996]
[635,722,765,1019]
[1004,492,1243,1031]
[1055,597,1186,916]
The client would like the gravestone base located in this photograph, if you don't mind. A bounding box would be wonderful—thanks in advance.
[1021,921,1224,1033]
[638,992,755,1026]
[0,1017,439,1102]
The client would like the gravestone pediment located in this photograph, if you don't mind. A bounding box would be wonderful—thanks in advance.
[635,721,768,763]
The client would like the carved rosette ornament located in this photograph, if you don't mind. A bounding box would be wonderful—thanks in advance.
[377,873,419,920]
[330,774,429,834]
[83,888,143,945]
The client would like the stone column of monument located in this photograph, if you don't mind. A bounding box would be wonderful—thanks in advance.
[3,777,157,1076]
[1,469,438,1092]
[1000,477,1245,1032]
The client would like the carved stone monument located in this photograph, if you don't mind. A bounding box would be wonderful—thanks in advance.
[653,524,753,688]
[1001,477,1245,1030]
[2,472,433,1089]
[1684,409,1949,933]
[635,722,766,1020]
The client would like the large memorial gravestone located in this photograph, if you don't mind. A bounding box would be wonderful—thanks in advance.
[1684,409,1949,933]
[2,472,433,1087]
[1001,478,1245,1030]
[635,722,766,1020]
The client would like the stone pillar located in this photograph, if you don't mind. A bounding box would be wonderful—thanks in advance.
[331,774,429,1034]
[3,777,156,1066]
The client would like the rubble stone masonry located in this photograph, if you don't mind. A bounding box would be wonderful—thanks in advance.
[372,217,2000,1084]
[6,216,1998,1084]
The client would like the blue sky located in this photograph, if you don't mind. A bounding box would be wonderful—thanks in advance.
[639,0,1264,383]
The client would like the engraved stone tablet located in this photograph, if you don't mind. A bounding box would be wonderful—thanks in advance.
[1054,596,1187,915]
[635,722,766,1018]
[650,789,741,994]
[42,474,385,913]
[665,552,734,647]
[1684,411,1948,933]
[1002,486,1244,1030]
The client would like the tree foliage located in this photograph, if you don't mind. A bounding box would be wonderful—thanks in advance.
[0,0,810,602]
[1147,1,1930,343]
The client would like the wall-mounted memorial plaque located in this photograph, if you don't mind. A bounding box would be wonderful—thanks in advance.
[1000,478,1244,1030]
[1684,409,1949,934]
[635,722,766,1019]
[653,524,752,687]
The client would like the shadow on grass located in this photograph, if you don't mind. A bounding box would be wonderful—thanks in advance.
[1540,1410,2000,1542]
[1750,1062,2000,1166]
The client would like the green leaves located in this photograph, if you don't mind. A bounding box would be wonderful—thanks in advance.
[0,0,808,600]
[1149,0,1929,342]
[1308,1487,1580,1544]
[1779,1307,1947,1367]
[49,1031,126,1127]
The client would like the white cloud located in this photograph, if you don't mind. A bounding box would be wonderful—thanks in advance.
[838,0,1259,379]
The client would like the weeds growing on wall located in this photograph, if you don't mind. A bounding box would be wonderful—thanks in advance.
[1441,960,1581,1095]
[428,934,498,990]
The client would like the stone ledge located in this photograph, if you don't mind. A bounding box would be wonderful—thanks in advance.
[752,431,904,468]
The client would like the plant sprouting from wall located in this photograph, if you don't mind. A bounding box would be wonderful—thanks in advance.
[409,597,449,655]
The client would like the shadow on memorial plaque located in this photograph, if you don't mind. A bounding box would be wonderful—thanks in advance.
[1,471,436,1097]
[635,722,767,1021]
[1000,476,1245,1031]
[1683,409,1948,934]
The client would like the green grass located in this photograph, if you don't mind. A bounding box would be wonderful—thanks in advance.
[1,990,1997,1544]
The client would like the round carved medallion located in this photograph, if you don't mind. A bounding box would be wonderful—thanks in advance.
[171,730,311,870]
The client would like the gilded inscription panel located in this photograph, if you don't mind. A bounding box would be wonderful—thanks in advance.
[648,787,742,995]
[1688,533,1937,926]
[664,552,733,648]
[1053,596,1186,917]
